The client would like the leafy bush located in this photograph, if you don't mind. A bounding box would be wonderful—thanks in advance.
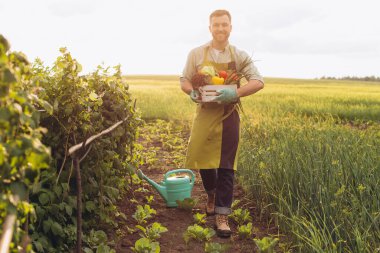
[27,48,141,251]
[0,34,51,253]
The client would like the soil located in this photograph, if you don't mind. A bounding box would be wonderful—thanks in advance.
[113,121,281,253]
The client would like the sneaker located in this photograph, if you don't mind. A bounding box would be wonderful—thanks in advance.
[215,214,232,238]
[205,193,215,216]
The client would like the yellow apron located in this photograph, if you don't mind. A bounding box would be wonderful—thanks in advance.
[185,46,240,170]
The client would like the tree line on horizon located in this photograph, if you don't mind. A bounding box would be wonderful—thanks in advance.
[319,75,380,82]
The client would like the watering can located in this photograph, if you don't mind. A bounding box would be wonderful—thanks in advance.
[137,169,195,207]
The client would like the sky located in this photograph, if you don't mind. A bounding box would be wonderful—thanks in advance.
[1,0,379,79]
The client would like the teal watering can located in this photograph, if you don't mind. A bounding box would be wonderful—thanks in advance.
[137,169,195,207]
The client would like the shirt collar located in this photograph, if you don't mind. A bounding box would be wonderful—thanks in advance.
[206,41,230,52]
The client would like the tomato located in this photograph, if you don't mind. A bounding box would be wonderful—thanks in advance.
[218,70,228,79]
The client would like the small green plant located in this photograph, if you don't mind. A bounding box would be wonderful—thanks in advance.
[176,197,197,211]
[183,224,215,244]
[135,186,149,193]
[231,199,241,209]
[193,213,207,225]
[131,173,142,185]
[229,208,252,226]
[254,236,279,253]
[145,195,154,204]
[132,204,157,225]
[204,242,230,253]
[278,242,293,253]
[131,237,160,253]
[126,225,136,234]
[83,230,116,253]
[130,198,139,204]
[136,222,168,241]
[237,222,253,240]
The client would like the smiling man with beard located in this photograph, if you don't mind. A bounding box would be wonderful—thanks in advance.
[180,10,264,238]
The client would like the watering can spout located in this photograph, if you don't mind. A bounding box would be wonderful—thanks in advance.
[137,169,168,202]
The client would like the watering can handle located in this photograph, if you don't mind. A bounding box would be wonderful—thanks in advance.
[164,169,195,186]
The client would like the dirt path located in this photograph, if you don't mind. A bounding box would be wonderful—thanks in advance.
[114,120,279,252]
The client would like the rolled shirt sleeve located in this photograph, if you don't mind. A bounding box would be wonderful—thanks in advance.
[236,50,264,84]
[181,49,198,82]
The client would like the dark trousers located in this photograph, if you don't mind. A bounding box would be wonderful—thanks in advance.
[199,168,234,215]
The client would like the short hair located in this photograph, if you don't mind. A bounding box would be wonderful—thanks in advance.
[209,10,231,23]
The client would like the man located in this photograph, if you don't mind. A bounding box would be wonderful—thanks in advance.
[180,9,264,238]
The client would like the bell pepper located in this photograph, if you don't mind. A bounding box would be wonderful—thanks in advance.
[211,76,224,85]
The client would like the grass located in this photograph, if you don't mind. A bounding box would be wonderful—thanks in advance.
[125,76,194,122]
[126,76,380,122]
[125,75,380,252]
[239,115,380,252]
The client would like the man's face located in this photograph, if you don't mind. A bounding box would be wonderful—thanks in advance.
[209,15,232,44]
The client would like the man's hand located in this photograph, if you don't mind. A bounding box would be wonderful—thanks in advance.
[190,90,201,103]
[212,88,238,103]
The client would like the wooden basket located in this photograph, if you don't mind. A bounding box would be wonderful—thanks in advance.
[200,85,237,102]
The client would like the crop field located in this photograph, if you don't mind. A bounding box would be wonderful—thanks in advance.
[3,34,379,252]
[126,75,380,252]
[126,76,380,122]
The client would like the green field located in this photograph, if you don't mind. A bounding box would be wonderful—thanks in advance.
[126,76,380,122]
[126,75,380,252]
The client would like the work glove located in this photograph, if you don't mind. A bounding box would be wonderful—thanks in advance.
[190,90,201,103]
[212,88,238,103]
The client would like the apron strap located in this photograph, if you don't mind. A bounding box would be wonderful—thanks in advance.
[229,46,235,62]
[219,104,237,122]
[203,47,209,63]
